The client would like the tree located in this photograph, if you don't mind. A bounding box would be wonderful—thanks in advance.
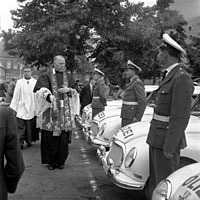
[3,0,93,70]
[187,35,200,78]
[2,0,191,83]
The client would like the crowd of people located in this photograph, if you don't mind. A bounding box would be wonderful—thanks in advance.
[0,33,195,200]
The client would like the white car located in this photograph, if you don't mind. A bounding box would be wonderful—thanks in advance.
[79,85,159,133]
[79,99,122,137]
[87,96,154,148]
[152,162,200,200]
[86,86,200,149]
[83,85,159,145]
[97,92,200,190]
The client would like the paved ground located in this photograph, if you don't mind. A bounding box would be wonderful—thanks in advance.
[8,129,146,200]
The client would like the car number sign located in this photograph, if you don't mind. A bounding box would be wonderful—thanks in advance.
[121,126,134,139]
[172,173,200,200]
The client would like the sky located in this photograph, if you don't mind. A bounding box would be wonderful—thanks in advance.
[0,0,157,31]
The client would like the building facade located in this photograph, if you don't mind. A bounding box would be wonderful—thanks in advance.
[0,39,24,83]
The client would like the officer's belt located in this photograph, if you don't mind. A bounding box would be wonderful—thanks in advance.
[93,96,100,102]
[153,113,170,122]
[122,101,138,106]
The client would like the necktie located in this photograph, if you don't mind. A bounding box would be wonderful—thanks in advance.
[162,70,167,81]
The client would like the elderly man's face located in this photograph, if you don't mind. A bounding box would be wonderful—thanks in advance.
[54,57,66,72]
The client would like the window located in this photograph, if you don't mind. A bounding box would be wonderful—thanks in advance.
[7,61,12,69]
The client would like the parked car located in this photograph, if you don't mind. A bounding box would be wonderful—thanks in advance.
[86,86,200,149]
[97,92,200,190]
[76,99,122,136]
[152,162,200,200]
[78,85,159,133]
[87,93,155,148]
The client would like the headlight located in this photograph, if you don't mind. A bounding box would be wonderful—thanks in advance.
[125,147,137,168]
[152,180,172,200]
[98,123,107,136]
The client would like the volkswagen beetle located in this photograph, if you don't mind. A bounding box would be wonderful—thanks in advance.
[97,92,200,190]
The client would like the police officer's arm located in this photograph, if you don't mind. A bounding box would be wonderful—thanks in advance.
[164,74,194,154]
[134,81,147,121]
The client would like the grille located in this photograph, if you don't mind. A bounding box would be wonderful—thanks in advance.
[107,142,123,167]
[91,121,99,137]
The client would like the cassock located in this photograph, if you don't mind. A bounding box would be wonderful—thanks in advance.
[33,69,78,167]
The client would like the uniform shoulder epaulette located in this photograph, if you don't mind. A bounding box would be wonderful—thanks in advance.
[178,66,185,74]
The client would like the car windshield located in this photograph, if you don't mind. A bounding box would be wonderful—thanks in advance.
[191,94,200,116]
[146,91,157,107]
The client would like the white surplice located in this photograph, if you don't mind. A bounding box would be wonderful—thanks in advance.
[10,77,37,120]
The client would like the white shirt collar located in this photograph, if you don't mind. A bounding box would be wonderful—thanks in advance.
[165,63,179,75]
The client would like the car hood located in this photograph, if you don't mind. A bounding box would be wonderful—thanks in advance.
[93,105,153,124]
[113,113,200,144]
[166,163,200,198]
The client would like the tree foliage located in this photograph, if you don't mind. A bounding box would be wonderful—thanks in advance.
[2,0,197,84]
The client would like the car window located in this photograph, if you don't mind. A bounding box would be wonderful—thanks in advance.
[191,94,200,116]
[147,91,157,107]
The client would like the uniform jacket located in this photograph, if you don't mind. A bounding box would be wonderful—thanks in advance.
[0,105,25,200]
[80,83,93,111]
[146,64,194,153]
[91,79,110,109]
[120,76,146,121]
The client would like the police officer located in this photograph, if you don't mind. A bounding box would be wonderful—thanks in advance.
[91,68,110,118]
[120,60,146,127]
[145,33,194,200]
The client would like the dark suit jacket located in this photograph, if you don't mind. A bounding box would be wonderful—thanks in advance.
[80,83,93,112]
[146,64,194,153]
[0,105,25,200]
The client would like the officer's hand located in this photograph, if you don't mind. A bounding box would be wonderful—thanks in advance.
[58,87,71,93]
[133,118,140,123]
[49,95,57,111]
[49,94,56,103]
[163,150,174,159]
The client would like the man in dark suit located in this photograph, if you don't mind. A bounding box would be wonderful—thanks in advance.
[0,104,25,200]
[80,76,95,114]
[145,33,194,200]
